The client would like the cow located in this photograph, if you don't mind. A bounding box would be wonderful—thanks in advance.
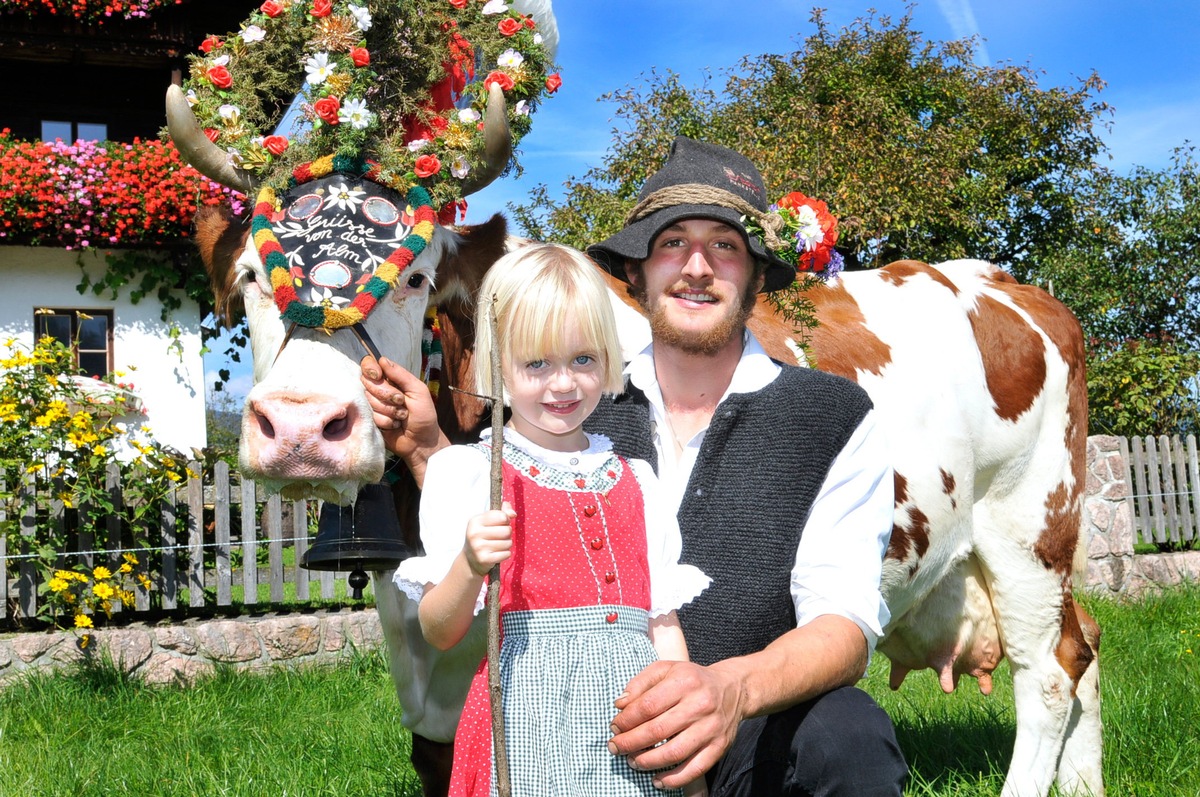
[168,82,1102,797]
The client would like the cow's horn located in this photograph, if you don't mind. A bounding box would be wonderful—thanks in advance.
[165,84,258,195]
[460,82,512,197]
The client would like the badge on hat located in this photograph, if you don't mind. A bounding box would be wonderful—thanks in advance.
[250,175,437,329]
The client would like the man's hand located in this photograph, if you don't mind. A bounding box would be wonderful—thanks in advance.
[360,355,448,486]
[607,660,745,790]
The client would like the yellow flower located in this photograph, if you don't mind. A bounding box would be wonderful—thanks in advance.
[186,468,199,480]
[93,565,112,580]
[74,614,93,629]
[119,563,133,574]
[73,571,89,582]
[136,574,152,590]
[119,590,136,607]
[48,577,69,592]
[54,569,74,580]
[166,470,182,482]
[123,552,139,566]
[92,444,107,457]
[57,492,74,509]
[92,583,115,600]
[25,464,40,474]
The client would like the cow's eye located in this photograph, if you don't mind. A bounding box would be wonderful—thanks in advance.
[407,273,427,289]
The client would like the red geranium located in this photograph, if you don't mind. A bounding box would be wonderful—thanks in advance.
[313,96,341,125]
[263,135,289,156]
[497,17,521,36]
[484,71,514,92]
[206,66,233,89]
[413,155,442,178]
[199,36,223,54]
[350,47,371,67]
[311,0,333,17]
[544,73,562,93]
[260,0,283,17]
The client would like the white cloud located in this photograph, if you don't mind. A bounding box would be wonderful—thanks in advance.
[934,0,991,65]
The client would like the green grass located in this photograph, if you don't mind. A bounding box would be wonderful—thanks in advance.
[1,585,1197,796]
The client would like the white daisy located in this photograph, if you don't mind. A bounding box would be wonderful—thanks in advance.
[450,156,470,179]
[325,182,366,212]
[348,4,372,31]
[497,48,524,69]
[338,98,374,130]
[241,25,265,43]
[794,205,825,251]
[534,33,543,45]
[305,52,336,85]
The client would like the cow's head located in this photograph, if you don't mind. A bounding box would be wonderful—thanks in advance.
[166,0,556,503]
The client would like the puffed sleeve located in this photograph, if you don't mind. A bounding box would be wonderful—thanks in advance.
[627,458,710,617]
[392,444,490,611]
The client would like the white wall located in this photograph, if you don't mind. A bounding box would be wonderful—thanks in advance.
[0,247,207,453]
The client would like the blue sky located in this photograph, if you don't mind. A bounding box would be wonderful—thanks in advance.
[206,0,1200,397]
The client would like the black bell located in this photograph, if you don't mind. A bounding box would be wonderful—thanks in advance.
[302,482,411,597]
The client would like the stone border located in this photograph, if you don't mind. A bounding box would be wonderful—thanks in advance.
[0,608,382,686]
[1083,435,1200,594]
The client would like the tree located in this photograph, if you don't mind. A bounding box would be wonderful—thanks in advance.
[511,9,1109,270]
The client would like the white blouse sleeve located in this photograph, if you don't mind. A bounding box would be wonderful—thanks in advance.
[628,458,710,617]
[392,444,490,612]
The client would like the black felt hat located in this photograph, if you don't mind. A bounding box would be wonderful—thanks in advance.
[586,137,795,293]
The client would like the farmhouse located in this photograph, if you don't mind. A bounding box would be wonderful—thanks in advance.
[0,1,250,453]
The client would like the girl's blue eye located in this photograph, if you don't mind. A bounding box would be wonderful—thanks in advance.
[525,359,546,370]
[573,354,596,367]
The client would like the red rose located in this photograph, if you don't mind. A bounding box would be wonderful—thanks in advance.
[498,17,521,36]
[483,70,514,92]
[263,135,289,156]
[203,128,220,143]
[311,0,332,17]
[260,0,283,17]
[313,96,341,125]
[350,47,370,67]
[524,16,535,29]
[199,36,223,54]
[448,0,467,7]
[206,66,233,89]
[544,72,562,93]
[428,115,448,133]
[413,154,441,178]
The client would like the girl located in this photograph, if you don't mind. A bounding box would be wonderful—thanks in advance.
[394,243,709,797]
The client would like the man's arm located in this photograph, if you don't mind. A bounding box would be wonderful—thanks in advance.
[360,355,450,487]
[607,615,865,790]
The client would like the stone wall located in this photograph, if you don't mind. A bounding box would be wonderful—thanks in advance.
[0,609,382,686]
[1083,435,1200,594]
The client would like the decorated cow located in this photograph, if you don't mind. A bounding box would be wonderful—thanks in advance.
[167,2,1101,796]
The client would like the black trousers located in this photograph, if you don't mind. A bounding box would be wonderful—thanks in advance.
[706,686,907,797]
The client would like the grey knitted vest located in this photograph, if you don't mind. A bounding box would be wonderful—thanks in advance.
[585,364,873,666]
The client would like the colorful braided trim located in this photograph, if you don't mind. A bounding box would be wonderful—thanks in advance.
[250,182,438,330]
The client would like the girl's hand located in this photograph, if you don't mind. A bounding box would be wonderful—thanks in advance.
[463,502,515,576]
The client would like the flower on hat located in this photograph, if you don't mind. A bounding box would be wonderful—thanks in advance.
[305,52,336,85]
[347,3,372,30]
[745,191,843,280]
[241,25,266,43]
[338,98,373,130]
[497,48,524,69]
[325,182,365,211]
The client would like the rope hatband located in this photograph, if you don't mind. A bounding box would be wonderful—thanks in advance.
[625,183,786,250]
[252,183,438,330]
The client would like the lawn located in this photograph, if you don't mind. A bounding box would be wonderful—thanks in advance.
[0,585,1196,796]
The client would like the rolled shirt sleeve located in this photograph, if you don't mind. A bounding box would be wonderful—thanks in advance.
[790,409,893,654]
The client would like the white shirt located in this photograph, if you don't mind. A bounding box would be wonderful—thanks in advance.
[626,331,893,652]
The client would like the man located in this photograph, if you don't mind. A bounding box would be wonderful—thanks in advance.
[364,137,907,796]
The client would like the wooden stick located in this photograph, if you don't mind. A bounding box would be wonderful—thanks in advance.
[485,294,512,797]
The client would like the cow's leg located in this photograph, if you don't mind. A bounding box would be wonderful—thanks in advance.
[409,734,455,797]
[1055,604,1104,796]
[973,509,1084,797]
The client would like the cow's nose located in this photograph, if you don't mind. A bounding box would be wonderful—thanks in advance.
[245,393,361,475]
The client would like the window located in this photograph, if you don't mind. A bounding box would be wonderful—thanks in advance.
[40,120,108,143]
[34,309,113,378]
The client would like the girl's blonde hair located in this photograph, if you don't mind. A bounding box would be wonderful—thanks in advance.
[474,243,624,397]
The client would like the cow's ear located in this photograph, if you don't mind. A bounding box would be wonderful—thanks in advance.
[433,213,509,314]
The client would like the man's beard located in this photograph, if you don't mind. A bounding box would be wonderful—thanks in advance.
[633,281,758,357]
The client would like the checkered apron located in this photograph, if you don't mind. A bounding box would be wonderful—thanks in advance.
[494,605,680,797]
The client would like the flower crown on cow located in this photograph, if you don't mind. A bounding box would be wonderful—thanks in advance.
[745,192,844,279]
[173,0,557,207]
[168,0,558,330]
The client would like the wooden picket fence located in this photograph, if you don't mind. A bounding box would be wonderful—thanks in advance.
[1121,434,1200,548]
[0,461,372,626]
